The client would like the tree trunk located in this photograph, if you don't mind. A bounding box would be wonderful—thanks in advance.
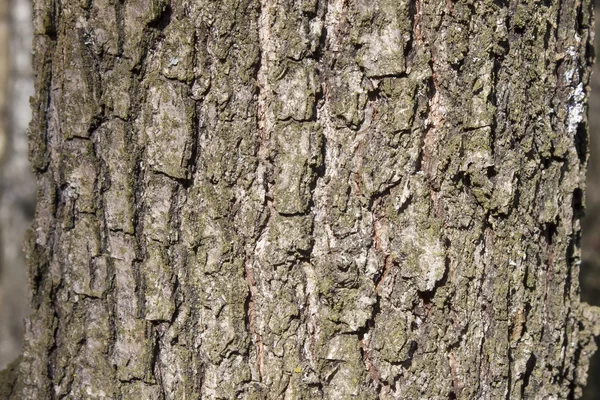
[0,0,35,373]
[2,0,600,398]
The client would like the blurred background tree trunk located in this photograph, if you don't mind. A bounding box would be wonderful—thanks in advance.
[0,0,35,372]
[581,2,600,399]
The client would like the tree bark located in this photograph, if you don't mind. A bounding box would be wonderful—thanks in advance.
[3,0,600,398]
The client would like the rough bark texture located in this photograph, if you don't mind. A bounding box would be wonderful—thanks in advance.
[2,0,600,399]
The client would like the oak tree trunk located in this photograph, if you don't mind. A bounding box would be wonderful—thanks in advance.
[2,0,600,398]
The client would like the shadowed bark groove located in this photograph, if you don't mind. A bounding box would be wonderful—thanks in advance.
[4,0,600,398]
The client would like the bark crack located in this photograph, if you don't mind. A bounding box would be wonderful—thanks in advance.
[241,0,274,382]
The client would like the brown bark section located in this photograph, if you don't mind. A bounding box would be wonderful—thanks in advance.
[4,0,600,399]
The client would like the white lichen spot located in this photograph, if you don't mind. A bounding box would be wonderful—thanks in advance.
[395,181,411,212]
[359,25,406,77]
[566,45,578,59]
[340,295,376,331]
[567,82,585,134]
[419,238,446,292]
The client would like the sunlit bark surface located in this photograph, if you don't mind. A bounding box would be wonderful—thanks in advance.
[1,0,600,399]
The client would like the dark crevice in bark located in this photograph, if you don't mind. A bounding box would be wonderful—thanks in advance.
[148,2,173,33]
[47,304,60,397]
[365,81,382,103]
[574,122,589,165]
[114,0,124,56]
[367,179,404,211]
[168,187,183,245]
[134,258,146,319]
[367,72,410,80]
[149,328,164,394]
[181,102,201,187]
[406,0,417,56]
[543,20,553,50]
[556,0,567,51]
[559,316,573,383]
[506,269,514,400]
[28,247,49,310]
[402,340,419,369]
[128,112,146,321]
[34,59,56,173]
[543,221,558,247]
[489,54,508,160]
[414,71,436,175]
[565,235,577,301]
[520,353,537,398]
[568,339,583,400]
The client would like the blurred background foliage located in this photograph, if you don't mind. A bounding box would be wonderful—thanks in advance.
[1,0,600,398]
